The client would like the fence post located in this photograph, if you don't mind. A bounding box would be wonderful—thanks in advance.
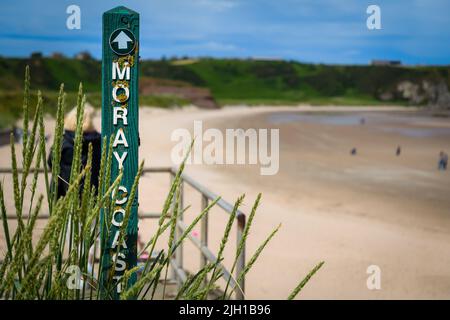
[169,173,177,282]
[170,170,184,288]
[236,213,246,300]
[176,179,184,287]
[200,194,209,281]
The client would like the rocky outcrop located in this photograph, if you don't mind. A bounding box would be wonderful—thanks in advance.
[425,81,450,109]
[394,80,450,109]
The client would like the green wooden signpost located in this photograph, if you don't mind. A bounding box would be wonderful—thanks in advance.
[100,6,139,299]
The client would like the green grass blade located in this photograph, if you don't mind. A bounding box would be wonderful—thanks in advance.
[287,261,325,300]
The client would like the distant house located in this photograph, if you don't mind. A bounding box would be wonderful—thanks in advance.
[30,52,43,59]
[371,60,402,66]
[75,51,92,60]
[249,56,283,61]
[51,52,65,59]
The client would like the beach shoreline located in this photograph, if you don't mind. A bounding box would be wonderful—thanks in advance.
[1,104,449,299]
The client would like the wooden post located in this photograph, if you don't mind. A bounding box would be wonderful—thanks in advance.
[200,195,208,268]
[176,180,184,287]
[100,6,139,299]
[170,173,177,282]
[236,213,246,300]
[200,195,209,285]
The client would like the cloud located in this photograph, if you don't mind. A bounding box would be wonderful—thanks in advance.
[0,0,449,64]
[190,41,238,51]
[193,0,240,12]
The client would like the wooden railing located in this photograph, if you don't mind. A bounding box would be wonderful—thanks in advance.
[0,166,246,300]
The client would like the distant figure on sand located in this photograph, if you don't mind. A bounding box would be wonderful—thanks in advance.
[12,125,23,143]
[351,148,357,155]
[396,146,401,156]
[438,151,448,171]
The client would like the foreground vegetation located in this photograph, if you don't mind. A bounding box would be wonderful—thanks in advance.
[0,90,189,129]
[0,67,323,299]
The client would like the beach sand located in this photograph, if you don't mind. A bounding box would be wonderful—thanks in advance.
[1,105,450,299]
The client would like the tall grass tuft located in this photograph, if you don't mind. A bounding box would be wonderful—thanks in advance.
[0,67,324,300]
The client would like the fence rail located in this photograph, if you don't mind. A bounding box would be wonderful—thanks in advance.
[0,166,246,300]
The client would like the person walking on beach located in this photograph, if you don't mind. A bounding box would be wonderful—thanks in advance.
[438,151,448,171]
[48,105,102,274]
[48,105,101,198]
[396,145,401,156]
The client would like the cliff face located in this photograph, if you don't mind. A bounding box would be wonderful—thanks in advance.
[429,81,450,109]
[379,79,450,109]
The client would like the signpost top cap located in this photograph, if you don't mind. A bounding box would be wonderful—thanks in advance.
[104,6,139,16]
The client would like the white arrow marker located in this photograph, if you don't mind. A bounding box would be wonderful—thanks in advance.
[112,31,133,49]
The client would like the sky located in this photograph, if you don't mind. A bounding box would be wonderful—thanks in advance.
[0,0,449,65]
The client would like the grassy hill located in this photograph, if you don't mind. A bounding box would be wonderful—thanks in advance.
[141,58,450,105]
[0,55,449,128]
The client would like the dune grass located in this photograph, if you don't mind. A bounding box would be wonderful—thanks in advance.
[0,91,191,130]
[0,66,324,300]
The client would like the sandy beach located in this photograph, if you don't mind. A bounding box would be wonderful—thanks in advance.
[1,105,450,299]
